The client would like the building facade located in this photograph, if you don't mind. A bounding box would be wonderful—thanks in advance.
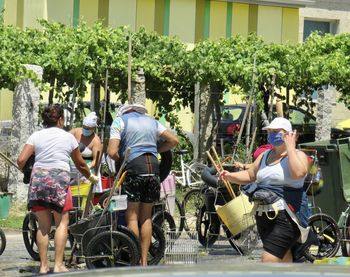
[0,0,312,44]
[299,0,350,125]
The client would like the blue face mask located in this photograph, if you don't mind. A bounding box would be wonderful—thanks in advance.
[267,132,284,146]
[82,128,93,137]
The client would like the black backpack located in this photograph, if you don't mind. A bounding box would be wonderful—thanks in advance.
[23,154,35,184]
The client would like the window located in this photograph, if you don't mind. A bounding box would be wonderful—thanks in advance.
[303,19,337,41]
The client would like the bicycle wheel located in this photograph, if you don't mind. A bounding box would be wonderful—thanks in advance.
[341,211,350,257]
[85,230,140,269]
[0,228,6,256]
[22,212,40,261]
[182,188,205,239]
[196,205,220,247]
[186,162,206,188]
[148,223,166,265]
[152,210,177,239]
[174,198,185,236]
[304,213,341,262]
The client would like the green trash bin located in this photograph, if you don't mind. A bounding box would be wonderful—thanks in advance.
[299,138,350,220]
[0,193,11,219]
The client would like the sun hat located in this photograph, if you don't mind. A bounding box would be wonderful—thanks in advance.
[83,112,98,127]
[118,104,148,116]
[262,117,292,132]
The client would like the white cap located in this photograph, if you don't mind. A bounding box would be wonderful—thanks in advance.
[262,117,292,132]
[83,112,98,127]
[118,104,148,116]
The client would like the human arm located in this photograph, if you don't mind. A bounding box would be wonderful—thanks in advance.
[158,130,179,153]
[219,154,263,185]
[284,130,309,179]
[17,144,34,170]
[107,138,120,161]
[233,161,252,170]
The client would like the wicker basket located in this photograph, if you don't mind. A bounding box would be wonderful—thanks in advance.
[215,194,255,237]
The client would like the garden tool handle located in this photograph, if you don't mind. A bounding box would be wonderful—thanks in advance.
[206,151,236,199]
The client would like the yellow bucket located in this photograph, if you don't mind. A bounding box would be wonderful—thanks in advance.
[70,182,91,209]
[215,194,255,237]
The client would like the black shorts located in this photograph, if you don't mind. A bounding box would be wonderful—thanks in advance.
[122,175,160,203]
[255,210,300,259]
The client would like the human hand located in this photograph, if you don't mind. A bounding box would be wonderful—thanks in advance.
[233,162,245,170]
[283,129,297,149]
[88,174,99,184]
[219,170,230,181]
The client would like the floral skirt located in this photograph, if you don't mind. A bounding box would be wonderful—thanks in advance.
[28,167,71,213]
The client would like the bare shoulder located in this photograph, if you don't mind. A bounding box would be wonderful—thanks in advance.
[69,127,80,135]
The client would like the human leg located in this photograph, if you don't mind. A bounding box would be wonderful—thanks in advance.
[52,211,69,273]
[139,202,153,266]
[126,202,141,238]
[34,209,52,274]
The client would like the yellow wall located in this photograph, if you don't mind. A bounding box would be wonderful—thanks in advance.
[232,3,249,37]
[3,0,18,26]
[80,0,99,25]
[0,90,13,120]
[257,5,282,43]
[248,4,258,34]
[209,0,226,40]
[22,0,47,29]
[109,0,137,31]
[169,0,196,43]
[282,8,299,44]
[47,0,73,26]
[136,0,155,31]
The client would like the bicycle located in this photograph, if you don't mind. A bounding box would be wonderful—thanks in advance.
[152,175,185,240]
[172,150,206,190]
[195,166,258,254]
[171,149,206,238]
[0,227,6,256]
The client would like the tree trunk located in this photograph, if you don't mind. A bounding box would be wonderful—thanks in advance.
[315,87,334,141]
[193,82,221,163]
[10,64,42,203]
[130,68,146,105]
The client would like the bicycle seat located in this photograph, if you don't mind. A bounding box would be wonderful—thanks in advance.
[174,149,189,155]
[201,166,219,188]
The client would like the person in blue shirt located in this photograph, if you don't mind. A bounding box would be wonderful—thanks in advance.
[108,104,178,266]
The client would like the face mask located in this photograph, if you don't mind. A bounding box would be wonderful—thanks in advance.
[267,132,284,147]
[82,128,93,137]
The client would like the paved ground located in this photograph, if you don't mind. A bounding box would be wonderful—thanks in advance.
[1,229,350,277]
[0,229,260,276]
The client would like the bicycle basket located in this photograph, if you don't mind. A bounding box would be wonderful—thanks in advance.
[215,193,255,237]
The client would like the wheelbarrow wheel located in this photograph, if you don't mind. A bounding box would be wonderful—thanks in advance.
[22,212,40,261]
[148,223,166,265]
[0,228,6,256]
[85,230,140,269]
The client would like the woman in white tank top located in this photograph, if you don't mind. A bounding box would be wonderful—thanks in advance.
[219,117,311,263]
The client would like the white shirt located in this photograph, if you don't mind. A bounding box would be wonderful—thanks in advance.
[26,127,78,171]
